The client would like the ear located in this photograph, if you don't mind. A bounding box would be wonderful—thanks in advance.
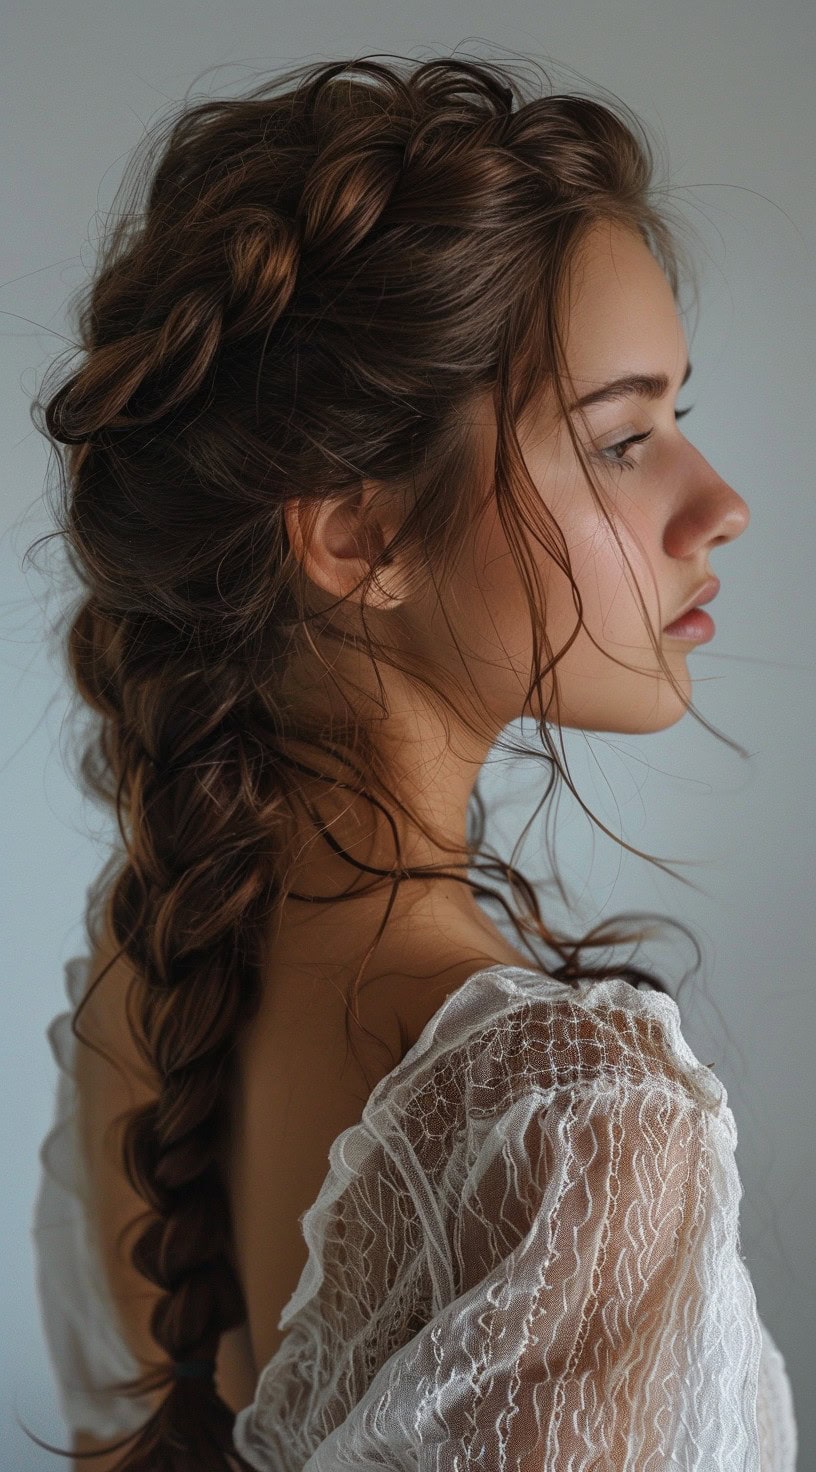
[283,481,406,610]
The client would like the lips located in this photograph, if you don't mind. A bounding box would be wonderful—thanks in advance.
[664,576,720,629]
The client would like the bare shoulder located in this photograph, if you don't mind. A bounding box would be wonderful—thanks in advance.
[368,947,529,1055]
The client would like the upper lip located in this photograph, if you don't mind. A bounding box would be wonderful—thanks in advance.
[664,576,720,628]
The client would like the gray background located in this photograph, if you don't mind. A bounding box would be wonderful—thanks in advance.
[2,2,813,1467]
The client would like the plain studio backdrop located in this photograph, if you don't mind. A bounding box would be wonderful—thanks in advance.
[1,3,813,1468]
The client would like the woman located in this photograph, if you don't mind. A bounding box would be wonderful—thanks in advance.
[27,54,797,1470]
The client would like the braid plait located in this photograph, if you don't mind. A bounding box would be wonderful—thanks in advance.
[77,619,282,1468]
[49,201,303,445]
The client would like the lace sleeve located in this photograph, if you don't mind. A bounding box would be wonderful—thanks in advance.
[296,1070,766,1471]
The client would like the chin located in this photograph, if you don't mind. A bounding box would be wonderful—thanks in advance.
[628,678,693,734]
[524,655,693,733]
[561,675,693,735]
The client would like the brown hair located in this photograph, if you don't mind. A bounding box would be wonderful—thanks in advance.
[24,51,746,1469]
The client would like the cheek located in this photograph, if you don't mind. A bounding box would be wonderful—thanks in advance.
[471,472,606,658]
[460,463,661,693]
[560,490,661,640]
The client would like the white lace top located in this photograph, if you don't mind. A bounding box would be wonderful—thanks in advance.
[32,955,798,1470]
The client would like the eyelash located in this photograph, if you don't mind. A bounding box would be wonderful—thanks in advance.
[599,405,694,471]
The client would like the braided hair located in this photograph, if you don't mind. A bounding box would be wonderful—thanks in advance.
[25,51,727,1470]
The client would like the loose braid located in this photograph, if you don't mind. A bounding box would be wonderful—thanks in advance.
[24,51,740,1470]
[66,612,286,1468]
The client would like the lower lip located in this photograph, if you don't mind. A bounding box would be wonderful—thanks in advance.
[663,607,716,642]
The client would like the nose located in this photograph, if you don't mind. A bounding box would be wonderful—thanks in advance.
[709,475,750,547]
[689,444,745,550]
[666,451,751,558]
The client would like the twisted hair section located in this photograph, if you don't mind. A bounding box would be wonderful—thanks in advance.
[24,51,734,1470]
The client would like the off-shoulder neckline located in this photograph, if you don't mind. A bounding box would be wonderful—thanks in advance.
[387,961,678,1086]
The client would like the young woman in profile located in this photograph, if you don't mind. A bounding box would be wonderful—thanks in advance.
[26,53,797,1472]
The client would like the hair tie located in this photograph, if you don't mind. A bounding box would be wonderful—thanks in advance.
[171,1358,216,1379]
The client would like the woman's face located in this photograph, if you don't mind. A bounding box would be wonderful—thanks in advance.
[278,216,753,919]
[459,217,751,735]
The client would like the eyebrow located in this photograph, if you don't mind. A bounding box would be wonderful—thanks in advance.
[568,359,692,412]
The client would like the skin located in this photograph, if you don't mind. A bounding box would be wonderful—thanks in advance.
[279,218,750,950]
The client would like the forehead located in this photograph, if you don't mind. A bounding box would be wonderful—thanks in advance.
[563,219,687,393]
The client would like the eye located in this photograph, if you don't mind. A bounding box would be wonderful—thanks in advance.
[598,404,695,472]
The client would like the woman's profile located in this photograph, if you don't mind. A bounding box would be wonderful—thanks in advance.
[25,52,797,1471]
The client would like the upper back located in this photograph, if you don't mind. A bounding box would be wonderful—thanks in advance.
[221,913,533,1377]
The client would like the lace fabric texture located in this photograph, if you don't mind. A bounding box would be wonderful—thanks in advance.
[32,956,798,1470]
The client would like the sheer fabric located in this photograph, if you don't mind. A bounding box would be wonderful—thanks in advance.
[32,955,797,1469]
